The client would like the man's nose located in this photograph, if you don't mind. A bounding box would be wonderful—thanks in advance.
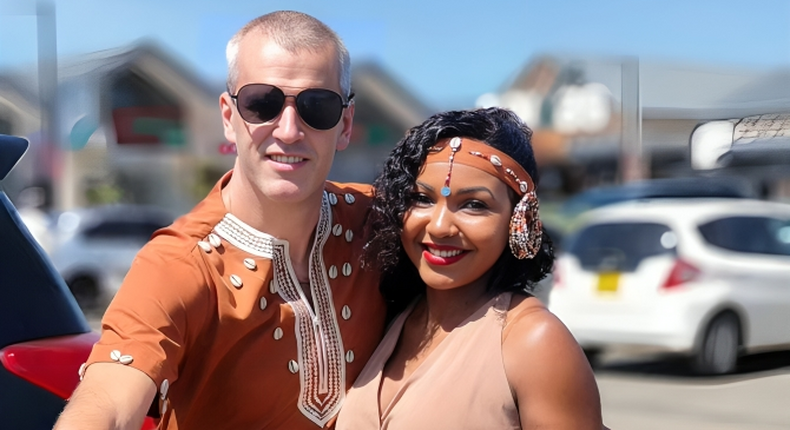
[272,98,304,144]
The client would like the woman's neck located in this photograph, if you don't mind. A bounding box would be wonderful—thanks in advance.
[421,279,495,332]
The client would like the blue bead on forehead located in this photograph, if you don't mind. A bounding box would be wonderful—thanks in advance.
[440,137,462,196]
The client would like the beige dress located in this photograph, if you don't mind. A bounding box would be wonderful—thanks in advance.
[337,292,520,430]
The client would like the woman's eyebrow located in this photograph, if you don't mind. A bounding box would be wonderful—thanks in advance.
[455,186,495,199]
[415,180,434,192]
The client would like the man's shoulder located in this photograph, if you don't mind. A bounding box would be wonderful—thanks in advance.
[141,198,224,265]
[324,181,374,223]
[325,181,374,199]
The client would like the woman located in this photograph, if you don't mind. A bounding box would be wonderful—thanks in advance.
[336,108,605,429]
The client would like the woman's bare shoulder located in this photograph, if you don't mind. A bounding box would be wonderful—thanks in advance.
[503,293,605,429]
[503,293,571,346]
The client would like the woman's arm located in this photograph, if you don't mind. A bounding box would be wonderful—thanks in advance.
[502,296,606,430]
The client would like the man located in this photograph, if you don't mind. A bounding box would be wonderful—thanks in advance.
[54,11,386,430]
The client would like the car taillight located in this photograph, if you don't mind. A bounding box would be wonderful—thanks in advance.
[0,332,158,430]
[661,258,700,290]
[0,332,99,399]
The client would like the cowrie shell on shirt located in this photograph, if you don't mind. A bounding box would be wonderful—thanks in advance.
[110,350,122,361]
[273,327,284,340]
[342,263,352,277]
[244,258,257,270]
[230,274,243,288]
[160,379,170,400]
[345,350,355,363]
[341,305,352,320]
[119,355,134,365]
[344,193,355,204]
[345,229,353,242]
[328,193,338,206]
[208,233,221,248]
[332,224,343,236]
[328,265,338,279]
[288,360,299,374]
[197,241,211,253]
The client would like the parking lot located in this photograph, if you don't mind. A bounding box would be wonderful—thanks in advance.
[597,351,790,429]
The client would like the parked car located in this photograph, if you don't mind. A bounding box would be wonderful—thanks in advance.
[549,198,790,374]
[49,204,173,310]
[0,134,156,429]
[559,176,755,219]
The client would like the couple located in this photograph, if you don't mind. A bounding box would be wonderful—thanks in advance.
[54,10,604,430]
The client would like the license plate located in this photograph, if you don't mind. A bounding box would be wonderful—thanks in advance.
[597,272,620,293]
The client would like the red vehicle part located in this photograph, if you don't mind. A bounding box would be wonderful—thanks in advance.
[0,333,157,430]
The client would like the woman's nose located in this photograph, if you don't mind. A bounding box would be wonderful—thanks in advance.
[425,203,459,238]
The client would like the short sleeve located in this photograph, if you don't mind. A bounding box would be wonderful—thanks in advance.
[84,239,212,394]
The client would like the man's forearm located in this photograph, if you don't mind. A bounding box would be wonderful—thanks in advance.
[53,363,156,430]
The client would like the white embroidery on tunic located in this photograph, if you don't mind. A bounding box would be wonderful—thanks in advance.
[213,191,346,427]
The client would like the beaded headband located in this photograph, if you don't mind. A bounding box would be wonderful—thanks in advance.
[425,137,535,197]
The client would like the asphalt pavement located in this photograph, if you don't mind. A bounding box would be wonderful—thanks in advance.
[597,351,790,429]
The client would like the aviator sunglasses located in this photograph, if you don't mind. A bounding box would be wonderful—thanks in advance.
[229,83,354,130]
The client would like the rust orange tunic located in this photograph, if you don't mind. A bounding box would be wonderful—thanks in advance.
[83,171,387,429]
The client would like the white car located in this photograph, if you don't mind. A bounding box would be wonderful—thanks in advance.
[49,205,174,311]
[549,198,790,374]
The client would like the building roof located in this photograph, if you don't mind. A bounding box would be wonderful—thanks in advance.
[351,61,435,130]
[505,54,790,121]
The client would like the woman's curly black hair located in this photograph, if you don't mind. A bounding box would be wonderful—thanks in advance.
[364,107,555,318]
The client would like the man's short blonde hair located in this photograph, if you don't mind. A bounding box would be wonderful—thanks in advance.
[226,11,351,99]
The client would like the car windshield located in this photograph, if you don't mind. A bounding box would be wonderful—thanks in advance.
[566,222,678,272]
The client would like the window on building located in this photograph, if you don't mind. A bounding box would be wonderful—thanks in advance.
[109,70,185,146]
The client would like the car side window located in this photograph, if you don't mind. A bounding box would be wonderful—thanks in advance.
[698,216,790,256]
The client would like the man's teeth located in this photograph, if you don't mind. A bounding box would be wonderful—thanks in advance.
[427,248,463,258]
[270,155,305,164]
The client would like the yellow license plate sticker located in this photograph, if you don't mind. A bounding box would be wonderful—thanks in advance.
[597,272,620,293]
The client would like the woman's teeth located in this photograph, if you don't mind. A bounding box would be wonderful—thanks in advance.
[427,248,463,258]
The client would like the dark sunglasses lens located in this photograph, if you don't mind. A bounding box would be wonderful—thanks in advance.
[237,85,285,124]
[296,89,344,130]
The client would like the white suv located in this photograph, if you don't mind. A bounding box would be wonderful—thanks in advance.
[549,198,790,374]
[49,205,173,311]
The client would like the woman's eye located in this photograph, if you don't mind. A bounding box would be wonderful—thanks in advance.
[463,200,489,210]
[410,192,433,206]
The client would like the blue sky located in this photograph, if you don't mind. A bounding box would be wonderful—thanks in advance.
[2,0,790,109]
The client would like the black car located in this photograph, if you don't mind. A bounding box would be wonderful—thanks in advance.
[0,134,97,428]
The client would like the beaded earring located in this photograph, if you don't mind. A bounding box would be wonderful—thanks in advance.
[509,191,543,260]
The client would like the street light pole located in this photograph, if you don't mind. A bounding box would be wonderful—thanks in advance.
[620,57,646,182]
[36,0,59,209]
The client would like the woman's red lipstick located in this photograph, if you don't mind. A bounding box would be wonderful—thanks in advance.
[422,244,467,266]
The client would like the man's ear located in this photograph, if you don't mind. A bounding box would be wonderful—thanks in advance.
[335,102,354,152]
[220,92,237,144]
